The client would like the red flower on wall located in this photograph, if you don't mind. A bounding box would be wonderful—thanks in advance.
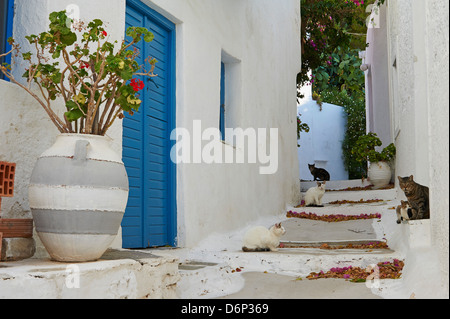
[80,61,90,69]
[130,78,145,92]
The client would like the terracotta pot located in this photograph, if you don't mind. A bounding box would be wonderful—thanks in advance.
[368,161,391,189]
[29,134,129,262]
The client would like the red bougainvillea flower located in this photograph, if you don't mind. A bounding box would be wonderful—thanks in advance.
[102,30,108,37]
[80,61,90,69]
[130,78,145,92]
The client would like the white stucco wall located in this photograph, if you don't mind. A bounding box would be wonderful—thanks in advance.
[424,0,449,297]
[145,0,302,247]
[1,0,301,249]
[366,0,449,297]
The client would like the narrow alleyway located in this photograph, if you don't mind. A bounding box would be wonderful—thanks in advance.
[155,180,405,299]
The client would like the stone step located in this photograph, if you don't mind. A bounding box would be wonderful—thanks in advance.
[0,249,180,299]
[288,203,387,216]
[177,261,245,299]
[300,188,397,204]
[282,218,382,243]
[301,179,372,192]
[169,245,400,298]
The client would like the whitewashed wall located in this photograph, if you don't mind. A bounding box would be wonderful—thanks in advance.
[145,0,302,247]
[424,0,449,298]
[297,88,348,182]
[366,0,449,298]
[0,0,302,249]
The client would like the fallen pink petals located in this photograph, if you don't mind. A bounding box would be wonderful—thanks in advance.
[305,260,404,282]
[286,211,382,222]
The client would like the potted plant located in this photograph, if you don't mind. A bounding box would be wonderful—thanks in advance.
[351,132,396,189]
[0,11,158,262]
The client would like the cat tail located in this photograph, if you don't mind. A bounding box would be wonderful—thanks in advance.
[242,247,270,252]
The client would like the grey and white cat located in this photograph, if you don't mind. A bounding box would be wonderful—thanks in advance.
[242,223,286,252]
[304,181,326,207]
[396,200,413,224]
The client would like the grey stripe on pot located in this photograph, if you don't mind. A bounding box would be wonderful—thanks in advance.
[30,157,129,190]
[32,209,124,235]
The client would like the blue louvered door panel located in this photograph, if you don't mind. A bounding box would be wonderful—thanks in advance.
[122,1,176,249]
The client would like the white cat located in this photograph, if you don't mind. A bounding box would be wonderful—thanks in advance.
[304,181,326,207]
[242,223,286,252]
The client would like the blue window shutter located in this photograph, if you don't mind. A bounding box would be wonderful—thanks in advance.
[1,0,14,81]
[220,62,225,140]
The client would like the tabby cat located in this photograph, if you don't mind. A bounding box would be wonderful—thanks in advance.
[308,164,330,181]
[398,175,430,220]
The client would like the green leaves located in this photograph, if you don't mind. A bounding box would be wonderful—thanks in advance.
[313,47,365,95]
[126,26,154,43]
[4,9,159,135]
[22,52,32,61]
[115,84,142,113]
[48,11,77,46]
[65,100,85,122]
[351,132,396,163]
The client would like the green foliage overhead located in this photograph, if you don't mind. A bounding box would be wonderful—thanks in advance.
[298,0,377,92]
[312,47,365,95]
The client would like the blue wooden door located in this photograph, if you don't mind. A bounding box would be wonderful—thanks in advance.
[122,0,176,248]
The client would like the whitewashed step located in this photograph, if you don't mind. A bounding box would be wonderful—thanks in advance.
[323,188,396,203]
[288,203,387,216]
[300,179,372,192]
[0,249,180,299]
[300,188,397,204]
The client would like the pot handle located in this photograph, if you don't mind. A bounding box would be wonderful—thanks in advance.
[74,140,90,163]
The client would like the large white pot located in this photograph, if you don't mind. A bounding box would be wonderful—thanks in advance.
[368,161,391,189]
[29,134,129,262]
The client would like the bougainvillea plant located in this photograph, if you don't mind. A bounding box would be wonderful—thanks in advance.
[0,11,157,135]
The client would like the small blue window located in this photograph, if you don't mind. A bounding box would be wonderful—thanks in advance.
[1,0,14,81]
[220,62,225,140]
